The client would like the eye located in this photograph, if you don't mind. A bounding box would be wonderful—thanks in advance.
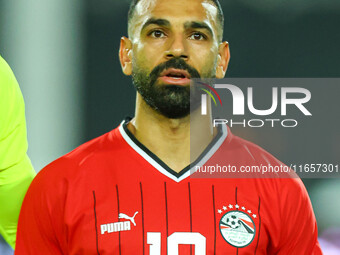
[189,32,207,41]
[149,30,166,38]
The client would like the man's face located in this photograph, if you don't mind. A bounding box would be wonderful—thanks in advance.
[126,0,225,119]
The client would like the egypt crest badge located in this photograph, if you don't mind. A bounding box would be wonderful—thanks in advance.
[217,204,256,248]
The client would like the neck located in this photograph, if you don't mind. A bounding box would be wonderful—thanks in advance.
[127,93,216,173]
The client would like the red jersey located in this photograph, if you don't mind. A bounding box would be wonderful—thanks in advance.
[15,119,322,254]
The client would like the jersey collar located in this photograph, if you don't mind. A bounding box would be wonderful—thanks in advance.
[118,118,228,182]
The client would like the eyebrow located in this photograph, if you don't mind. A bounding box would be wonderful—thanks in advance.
[142,18,171,31]
[184,21,214,36]
[141,18,214,37]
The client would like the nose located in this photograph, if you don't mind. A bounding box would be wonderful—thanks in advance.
[164,34,189,61]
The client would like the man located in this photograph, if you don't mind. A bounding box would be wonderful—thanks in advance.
[0,55,35,254]
[15,0,322,254]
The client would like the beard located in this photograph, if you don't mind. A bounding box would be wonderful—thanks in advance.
[132,57,215,119]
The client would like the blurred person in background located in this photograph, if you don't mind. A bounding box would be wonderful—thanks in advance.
[15,0,322,254]
[0,56,35,254]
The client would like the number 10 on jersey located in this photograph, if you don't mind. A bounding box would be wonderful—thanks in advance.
[147,232,206,255]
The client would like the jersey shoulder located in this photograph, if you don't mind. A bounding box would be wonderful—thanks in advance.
[215,128,299,180]
[33,127,124,186]
[222,130,310,214]
[224,129,284,165]
[237,131,307,185]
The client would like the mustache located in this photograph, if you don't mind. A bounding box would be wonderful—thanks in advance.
[149,58,201,81]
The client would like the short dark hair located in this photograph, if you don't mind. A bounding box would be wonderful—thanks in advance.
[128,0,224,41]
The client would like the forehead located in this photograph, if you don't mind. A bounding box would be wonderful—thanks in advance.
[134,0,218,27]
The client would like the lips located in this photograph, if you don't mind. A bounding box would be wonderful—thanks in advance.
[160,68,191,79]
[159,68,191,86]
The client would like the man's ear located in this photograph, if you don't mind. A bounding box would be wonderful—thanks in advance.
[215,41,230,79]
[119,36,133,76]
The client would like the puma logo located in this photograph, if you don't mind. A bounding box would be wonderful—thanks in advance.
[119,211,138,226]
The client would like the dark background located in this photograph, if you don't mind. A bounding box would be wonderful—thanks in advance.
[85,0,340,140]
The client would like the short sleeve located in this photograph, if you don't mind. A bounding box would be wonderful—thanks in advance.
[15,161,69,255]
